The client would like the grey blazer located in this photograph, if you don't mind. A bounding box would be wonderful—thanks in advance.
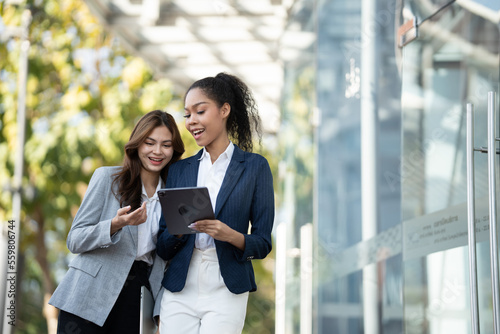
[48,167,166,327]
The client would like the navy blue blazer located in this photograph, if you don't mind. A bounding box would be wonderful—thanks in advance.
[157,144,275,294]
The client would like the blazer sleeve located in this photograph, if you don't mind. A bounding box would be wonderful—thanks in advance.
[156,213,189,261]
[66,167,122,254]
[235,156,274,262]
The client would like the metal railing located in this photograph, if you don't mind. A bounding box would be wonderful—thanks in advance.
[466,91,500,334]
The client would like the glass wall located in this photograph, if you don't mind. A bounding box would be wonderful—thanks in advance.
[315,0,403,330]
[277,0,499,332]
[400,0,500,332]
[275,1,315,333]
[278,0,403,332]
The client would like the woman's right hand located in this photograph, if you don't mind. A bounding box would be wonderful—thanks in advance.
[110,202,147,235]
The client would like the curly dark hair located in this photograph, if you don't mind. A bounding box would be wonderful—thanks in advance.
[112,110,185,210]
[185,72,262,152]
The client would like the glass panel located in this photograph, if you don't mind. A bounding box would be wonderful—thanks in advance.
[404,0,500,29]
[401,0,499,333]
[315,0,403,331]
[403,0,456,24]
[317,0,363,327]
[277,0,315,332]
[472,0,500,10]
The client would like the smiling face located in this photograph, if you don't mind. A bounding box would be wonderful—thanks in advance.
[138,125,174,178]
[184,87,230,152]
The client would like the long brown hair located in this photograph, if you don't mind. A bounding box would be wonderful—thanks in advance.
[112,110,184,210]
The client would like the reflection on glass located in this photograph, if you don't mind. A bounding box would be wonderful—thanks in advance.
[277,0,315,332]
[315,0,403,331]
[401,0,499,333]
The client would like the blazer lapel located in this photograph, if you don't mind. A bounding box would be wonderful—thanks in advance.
[128,225,138,249]
[215,145,245,217]
[184,150,203,187]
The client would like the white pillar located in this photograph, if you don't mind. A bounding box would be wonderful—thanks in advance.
[300,223,313,334]
[275,222,287,334]
[2,10,30,334]
[360,0,379,331]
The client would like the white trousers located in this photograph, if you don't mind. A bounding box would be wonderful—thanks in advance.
[160,248,249,334]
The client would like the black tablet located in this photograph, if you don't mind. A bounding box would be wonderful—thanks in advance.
[157,187,215,235]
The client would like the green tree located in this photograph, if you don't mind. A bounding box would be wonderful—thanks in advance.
[0,1,184,332]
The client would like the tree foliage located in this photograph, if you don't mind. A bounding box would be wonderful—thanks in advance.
[0,1,190,332]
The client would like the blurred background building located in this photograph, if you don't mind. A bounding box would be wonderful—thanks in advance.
[1,0,499,333]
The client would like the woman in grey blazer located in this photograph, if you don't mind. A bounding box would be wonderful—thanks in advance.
[49,110,184,333]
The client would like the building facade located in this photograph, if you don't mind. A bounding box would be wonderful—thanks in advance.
[276,0,499,333]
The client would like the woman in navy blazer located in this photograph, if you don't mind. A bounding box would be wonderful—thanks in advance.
[156,72,275,333]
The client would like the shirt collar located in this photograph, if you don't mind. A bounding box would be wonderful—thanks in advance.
[198,141,234,162]
[141,177,162,200]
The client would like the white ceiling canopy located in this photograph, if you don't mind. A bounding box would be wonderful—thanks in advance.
[85,0,294,133]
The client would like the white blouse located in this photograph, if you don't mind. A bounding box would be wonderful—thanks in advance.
[195,142,234,250]
[135,179,162,264]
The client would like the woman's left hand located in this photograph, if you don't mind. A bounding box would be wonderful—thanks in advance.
[189,220,245,250]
